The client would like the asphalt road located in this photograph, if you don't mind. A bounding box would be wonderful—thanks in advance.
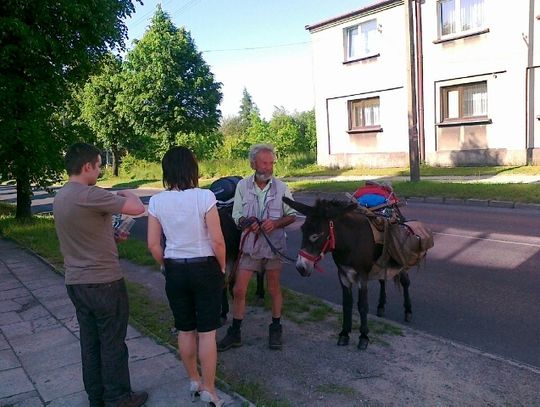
[3,186,540,368]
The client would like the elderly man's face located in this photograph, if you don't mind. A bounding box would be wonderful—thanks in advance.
[253,150,274,182]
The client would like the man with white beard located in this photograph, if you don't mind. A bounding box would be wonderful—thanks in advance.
[217,143,296,351]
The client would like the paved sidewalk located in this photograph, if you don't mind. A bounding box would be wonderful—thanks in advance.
[0,239,244,407]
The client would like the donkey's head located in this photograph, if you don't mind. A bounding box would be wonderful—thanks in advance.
[283,197,357,276]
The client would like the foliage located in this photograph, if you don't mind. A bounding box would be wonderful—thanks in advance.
[79,53,136,175]
[121,5,222,160]
[0,0,138,217]
[238,87,258,128]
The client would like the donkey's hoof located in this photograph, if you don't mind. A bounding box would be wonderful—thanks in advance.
[404,312,412,323]
[357,336,369,350]
[337,334,350,346]
[376,306,385,318]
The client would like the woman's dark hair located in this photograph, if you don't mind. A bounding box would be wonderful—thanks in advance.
[65,143,101,176]
[162,146,199,190]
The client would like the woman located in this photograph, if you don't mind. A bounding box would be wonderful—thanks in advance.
[147,146,226,407]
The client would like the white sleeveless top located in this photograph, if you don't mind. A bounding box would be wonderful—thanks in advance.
[148,188,217,259]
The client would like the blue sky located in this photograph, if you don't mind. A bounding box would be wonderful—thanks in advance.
[125,0,373,119]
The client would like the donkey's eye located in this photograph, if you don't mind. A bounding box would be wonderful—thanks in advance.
[309,233,323,243]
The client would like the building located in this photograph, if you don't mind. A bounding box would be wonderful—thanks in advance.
[306,0,540,167]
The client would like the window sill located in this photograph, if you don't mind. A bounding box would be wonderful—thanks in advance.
[436,117,492,127]
[433,28,490,44]
[347,126,383,134]
[343,53,380,65]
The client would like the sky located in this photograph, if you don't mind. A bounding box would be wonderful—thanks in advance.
[124,0,373,119]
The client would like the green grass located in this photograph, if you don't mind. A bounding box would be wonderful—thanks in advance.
[289,180,540,204]
[117,239,158,267]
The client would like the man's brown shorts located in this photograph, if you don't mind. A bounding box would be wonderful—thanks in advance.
[239,253,283,272]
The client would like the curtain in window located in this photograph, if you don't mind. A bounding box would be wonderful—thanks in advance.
[461,0,484,31]
[463,82,487,117]
[360,20,377,55]
[439,0,456,35]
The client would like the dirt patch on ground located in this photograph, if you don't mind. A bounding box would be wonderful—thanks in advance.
[125,261,540,407]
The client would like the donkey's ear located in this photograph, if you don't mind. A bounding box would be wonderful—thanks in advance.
[283,197,314,216]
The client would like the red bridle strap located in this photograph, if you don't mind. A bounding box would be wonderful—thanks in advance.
[298,220,335,272]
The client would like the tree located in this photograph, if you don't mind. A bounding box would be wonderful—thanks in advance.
[79,53,135,176]
[238,87,258,128]
[0,0,138,218]
[121,6,222,159]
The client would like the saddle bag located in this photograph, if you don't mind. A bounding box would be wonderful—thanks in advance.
[385,221,434,268]
[209,176,242,207]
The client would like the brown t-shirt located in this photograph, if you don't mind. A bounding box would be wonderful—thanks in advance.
[53,182,126,284]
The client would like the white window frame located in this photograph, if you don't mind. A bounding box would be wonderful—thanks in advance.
[344,19,378,62]
[437,0,486,38]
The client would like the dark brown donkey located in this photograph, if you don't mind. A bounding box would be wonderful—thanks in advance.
[283,197,411,350]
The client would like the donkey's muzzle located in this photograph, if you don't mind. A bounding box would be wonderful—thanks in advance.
[295,256,313,277]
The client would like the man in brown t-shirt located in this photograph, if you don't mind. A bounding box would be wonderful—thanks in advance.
[54,143,147,407]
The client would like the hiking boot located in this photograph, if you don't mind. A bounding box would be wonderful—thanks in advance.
[117,391,148,407]
[217,327,242,352]
[268,323,282,350]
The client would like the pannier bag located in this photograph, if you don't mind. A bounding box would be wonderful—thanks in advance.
[386,221,434,268]
[209,176,242,207]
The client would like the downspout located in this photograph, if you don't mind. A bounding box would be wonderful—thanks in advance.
[526,0,536,164]
[415,0,425,162]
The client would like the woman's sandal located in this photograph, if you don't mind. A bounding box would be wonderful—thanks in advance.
[189,381,201,402]
[200,390,225,407]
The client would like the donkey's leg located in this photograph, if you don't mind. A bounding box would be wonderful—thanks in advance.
[400,272,412,322]
[255,270,265,300]
[357,281,370,350]
[377,279,386,317]
[338,283,353,346]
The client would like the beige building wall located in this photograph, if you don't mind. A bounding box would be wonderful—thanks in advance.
[308,0,540,167]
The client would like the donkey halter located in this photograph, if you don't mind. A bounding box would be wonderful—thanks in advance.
[298,220,336,272]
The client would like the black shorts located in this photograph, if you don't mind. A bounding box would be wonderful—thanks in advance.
[163,257,224,333]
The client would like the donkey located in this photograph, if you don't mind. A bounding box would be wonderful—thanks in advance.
[283,197,411,350]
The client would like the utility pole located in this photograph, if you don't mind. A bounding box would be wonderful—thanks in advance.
[405,0,420,182]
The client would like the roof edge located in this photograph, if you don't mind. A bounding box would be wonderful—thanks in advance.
[305,0,402,32]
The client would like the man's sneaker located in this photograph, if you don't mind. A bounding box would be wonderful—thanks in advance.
[217,327,242,352]
[268,323,282,350]
[117,391,148,407]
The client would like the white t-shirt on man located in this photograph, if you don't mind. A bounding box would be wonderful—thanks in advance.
[148,188,217,259]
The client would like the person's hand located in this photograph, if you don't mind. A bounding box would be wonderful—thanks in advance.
[114,230,130,243]
[260,219,277,233]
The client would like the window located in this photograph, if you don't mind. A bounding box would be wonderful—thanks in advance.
[441,81,487,122]
[345,19,378,61]
[349,97,380,130]
[438,0,485,37]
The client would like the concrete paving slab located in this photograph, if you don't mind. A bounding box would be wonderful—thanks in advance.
[0,311,22,326]
[20,340,80,376]
[0,348,20,370]
[46,303,75,320]
[20,304,50,322]
[1,317,61,339]
[0,334,9,351]
[31,285,67,302]
[48,391,87,407]
[9,326,76,355]
[33,362,84,402]
[0,279,22,291]
[0,391,42,407]
[127,336,171,362]
[0,367,35,398]
[23,277,60,291]
[0,299,25,312]
[0,287,30,301]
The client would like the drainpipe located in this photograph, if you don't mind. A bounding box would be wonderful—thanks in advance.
[414,0,425,163]
[526,0,536,164]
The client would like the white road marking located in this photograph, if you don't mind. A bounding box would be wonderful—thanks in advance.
[435,232,540,248]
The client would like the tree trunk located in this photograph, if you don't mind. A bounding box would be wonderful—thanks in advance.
[16,176,32,219]
[111,147,120,177]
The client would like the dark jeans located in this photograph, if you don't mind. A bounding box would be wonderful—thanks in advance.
[67,279,131,407]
